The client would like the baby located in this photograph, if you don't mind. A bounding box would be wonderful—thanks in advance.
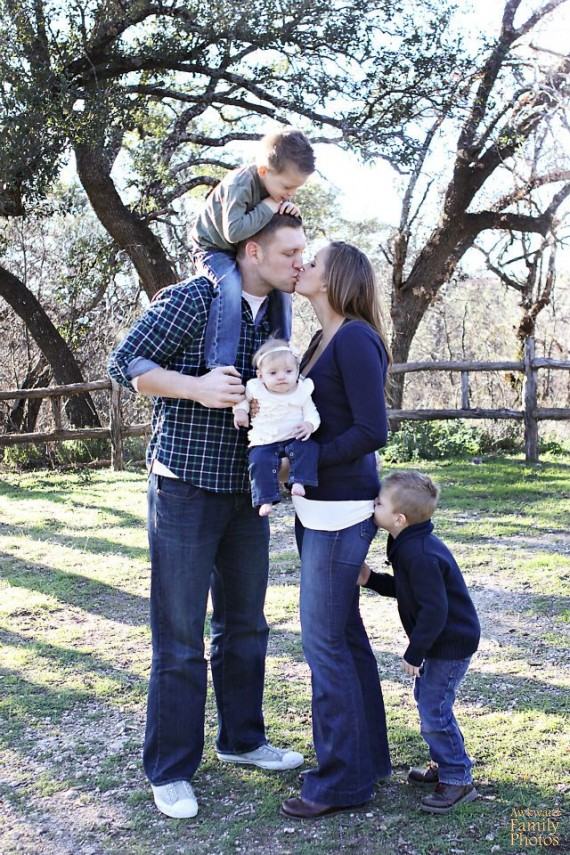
[191,128,315,368]
[234,340,320,516]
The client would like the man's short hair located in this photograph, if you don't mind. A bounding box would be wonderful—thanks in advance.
[257,128,315,174]
[236,213,303,257]
[382,470,440,525]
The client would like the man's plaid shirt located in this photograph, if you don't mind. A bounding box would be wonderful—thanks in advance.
[108,277,272,493]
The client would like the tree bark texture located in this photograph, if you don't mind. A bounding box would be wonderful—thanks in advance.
[0,265,100,428]
[75,142,179,298]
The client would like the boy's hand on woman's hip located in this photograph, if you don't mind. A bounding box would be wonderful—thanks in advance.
[402,658,422,678]
[357,562,371,586]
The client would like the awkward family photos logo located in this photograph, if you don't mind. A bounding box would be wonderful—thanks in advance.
[510,806,563,848]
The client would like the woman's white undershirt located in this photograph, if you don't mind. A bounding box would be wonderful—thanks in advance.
[292,496,374,531]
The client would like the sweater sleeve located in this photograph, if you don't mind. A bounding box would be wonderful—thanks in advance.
[220,177,274,244]
[301,379,321,431]
[364,570,397,598]
[403,556,449,667]
[318,323,388,467]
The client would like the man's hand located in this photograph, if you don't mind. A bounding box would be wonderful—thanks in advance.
[195,366,245,408]
[291,420,313,441]
[234,410,249,430]
[279,200,301,218]
[402,658,422,678]
[357,562,371,586]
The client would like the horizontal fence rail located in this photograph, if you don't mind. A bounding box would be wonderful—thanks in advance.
[1,338,569,466]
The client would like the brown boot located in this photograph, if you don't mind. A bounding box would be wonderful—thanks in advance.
[420,783,478,814]
[408,762,439,785]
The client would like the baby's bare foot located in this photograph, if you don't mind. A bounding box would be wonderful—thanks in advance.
[259,503,273,516]
[290,483,305,497]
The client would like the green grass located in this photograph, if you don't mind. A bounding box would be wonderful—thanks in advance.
[0,458,569,854]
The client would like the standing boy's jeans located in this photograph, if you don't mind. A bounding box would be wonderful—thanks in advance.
[297,516,392,806]
[194,248,292,368]
[248,437,319,507]
[143,474,270,785]
[413,656,474,785]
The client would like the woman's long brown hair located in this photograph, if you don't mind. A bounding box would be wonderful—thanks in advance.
[323,241,392,363]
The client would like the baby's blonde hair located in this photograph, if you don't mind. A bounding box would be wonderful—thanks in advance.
[253,338,298,371]
[381,471,440,525]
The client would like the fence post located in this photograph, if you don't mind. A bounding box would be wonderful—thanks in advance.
[523,336,539,463]
[461,371,470,410]
[50,396,63,431]
[109,380,124,471]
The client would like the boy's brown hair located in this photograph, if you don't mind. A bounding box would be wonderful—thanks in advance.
[382,470,440,525]
[258,128,315,174]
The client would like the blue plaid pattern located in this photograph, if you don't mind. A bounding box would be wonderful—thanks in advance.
[108,277,272,492]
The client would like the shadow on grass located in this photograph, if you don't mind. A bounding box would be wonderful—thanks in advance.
[4,522,150,562]
[1,551,148,626]
[0,626,147,693]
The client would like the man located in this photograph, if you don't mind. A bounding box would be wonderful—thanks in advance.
[108,214,306,819]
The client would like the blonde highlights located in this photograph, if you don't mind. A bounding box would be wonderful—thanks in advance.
[323,241,391,362]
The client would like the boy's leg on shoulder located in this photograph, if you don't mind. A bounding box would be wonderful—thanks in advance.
[267,289,292,340]
[413,657,477,813]
[197,249,243,368]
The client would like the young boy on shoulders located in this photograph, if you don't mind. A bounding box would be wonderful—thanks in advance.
[359,470,480,814]
[191,128,315,369]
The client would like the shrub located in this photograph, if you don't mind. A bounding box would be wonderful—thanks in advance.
[384,420,485,462]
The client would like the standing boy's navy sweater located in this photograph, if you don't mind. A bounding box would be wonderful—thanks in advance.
[365,520,480,666]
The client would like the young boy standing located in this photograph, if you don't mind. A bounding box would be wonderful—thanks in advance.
[191,128,315,368]
[359,470,481,814]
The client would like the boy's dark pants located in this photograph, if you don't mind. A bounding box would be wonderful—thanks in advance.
[248,438,319,507]
[413,656,474,785]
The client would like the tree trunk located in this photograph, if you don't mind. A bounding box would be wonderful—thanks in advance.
[75,142,179,298]
[6,356,51,432]
[0,265,101,427]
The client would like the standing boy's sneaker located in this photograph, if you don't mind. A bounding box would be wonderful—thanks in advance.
[420,782,477,813]
[151,781,198,818]
[408,762,439,785]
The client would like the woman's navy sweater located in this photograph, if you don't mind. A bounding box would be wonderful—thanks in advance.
[365,520,481,666]
[302,320,388,501]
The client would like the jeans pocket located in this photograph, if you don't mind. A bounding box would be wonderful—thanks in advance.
[157,476,202,500]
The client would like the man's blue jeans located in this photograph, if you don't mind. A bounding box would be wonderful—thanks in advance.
[248,438,319,507]
[143,474,270,785]
[297,516,392,806]
[413,656,474,785]
[194,248,292,368]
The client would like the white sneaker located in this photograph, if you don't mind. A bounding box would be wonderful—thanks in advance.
[216,742,304,770]
[151,781,198,818]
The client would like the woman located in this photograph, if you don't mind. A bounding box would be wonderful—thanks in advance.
[281,241,392,818]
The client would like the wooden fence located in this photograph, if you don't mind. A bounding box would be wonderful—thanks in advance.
[1,338,569,467]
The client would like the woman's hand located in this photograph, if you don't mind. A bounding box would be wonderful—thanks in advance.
[233,410,249,430]
[357,562,371,586]
[291,421,314,441]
